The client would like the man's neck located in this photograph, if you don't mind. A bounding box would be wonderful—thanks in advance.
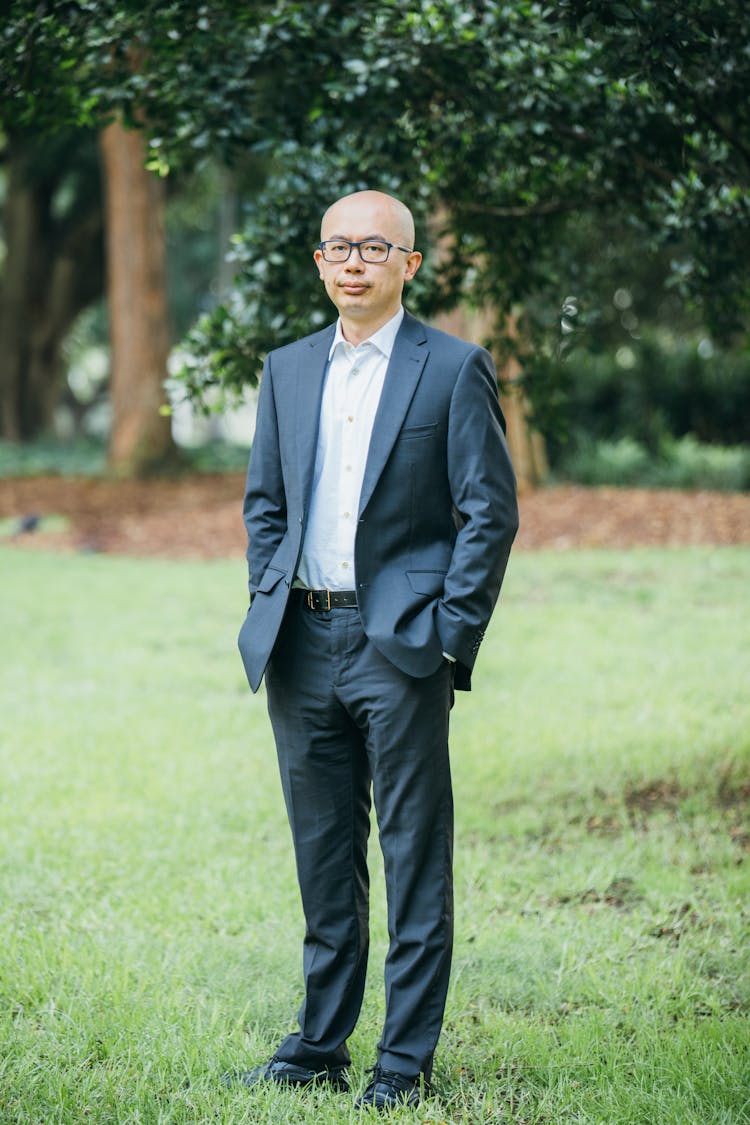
[339,308,401,347]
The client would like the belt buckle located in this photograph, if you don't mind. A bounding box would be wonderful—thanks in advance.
[306,589,331,611]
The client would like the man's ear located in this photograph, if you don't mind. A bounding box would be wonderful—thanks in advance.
[404,251,423,282]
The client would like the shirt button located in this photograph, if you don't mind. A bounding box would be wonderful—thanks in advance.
[344,512,350,519]
[341,561,349,569]
[347,416,354,423]
[345,465,352,472]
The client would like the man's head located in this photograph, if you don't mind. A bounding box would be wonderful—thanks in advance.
[313,190,422,343]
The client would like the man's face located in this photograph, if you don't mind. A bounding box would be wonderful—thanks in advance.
[313,194,422,331]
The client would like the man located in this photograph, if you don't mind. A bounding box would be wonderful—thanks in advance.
[233,190,518,1110]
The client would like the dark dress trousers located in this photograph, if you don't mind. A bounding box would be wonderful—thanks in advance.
[238,310,518,1078]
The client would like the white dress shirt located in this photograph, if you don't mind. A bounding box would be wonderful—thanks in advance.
[296,307,404,591]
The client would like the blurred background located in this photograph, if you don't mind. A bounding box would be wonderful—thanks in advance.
[1,0,748,491]
[2,11,749,1119]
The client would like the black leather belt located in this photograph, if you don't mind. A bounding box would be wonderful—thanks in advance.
[298,588,358,611]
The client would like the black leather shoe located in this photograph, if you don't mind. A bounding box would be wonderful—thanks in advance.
[355,1066,429,1110]
[222,1054,349,1091]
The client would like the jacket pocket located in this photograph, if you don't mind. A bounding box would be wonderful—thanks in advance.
[407,569,447,596]
[399,421,438,440]
[258,565,287,594]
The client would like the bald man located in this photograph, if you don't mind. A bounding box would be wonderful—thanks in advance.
[232,191,518,1109]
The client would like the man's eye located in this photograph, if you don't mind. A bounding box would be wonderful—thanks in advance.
[328,242,349,253]
[364,242,387,254]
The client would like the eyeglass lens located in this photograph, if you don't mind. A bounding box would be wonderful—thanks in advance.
[321,240,390,262]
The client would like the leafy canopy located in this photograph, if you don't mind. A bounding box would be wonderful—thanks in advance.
[3,1,748,406]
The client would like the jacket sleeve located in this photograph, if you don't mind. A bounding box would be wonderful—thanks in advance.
[435,346,519,668]
[242,354,287,599]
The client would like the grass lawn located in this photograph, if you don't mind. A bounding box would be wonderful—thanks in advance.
[1,545,748,1124]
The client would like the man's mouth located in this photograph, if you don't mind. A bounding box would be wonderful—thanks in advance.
[339,281,369,293]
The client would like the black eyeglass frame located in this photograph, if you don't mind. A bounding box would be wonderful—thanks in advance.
[317,239,414,263]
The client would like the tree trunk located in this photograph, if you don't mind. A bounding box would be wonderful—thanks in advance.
[0,136,102,441]
[433,305,548,491]
[0,144,39,440]
[100,120,174,476]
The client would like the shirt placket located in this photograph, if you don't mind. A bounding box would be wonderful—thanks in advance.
[336,345,365,583]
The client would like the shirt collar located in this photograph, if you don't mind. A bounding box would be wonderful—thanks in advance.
[328,306,405,361]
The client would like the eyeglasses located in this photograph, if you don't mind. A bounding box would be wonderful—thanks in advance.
[318,239,414,264]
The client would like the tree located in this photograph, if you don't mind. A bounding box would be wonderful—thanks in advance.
[170,0,750,411]
[1,0,267,471]
[0,128,103,441]
[100,120,174,472]
[3,1,748,475]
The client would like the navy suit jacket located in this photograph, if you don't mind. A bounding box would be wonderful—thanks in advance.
[238,310,518,693]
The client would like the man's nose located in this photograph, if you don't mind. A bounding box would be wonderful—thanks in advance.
[345,247,366,268]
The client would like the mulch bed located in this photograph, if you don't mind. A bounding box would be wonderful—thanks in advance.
[1,474,749,558]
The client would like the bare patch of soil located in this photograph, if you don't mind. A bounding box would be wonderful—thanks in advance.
[1,474,749,559]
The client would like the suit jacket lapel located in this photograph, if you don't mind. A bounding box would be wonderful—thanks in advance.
[294,325,334,505]
[358,312,428,517]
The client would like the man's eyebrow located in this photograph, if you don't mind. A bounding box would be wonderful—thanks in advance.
[323,233,390,241]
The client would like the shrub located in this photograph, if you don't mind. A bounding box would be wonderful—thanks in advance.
[523,334,750,490]
[560,435,750,491]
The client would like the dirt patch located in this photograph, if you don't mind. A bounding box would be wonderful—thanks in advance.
[1,474,749,559]
[0,473,245,559]
[624,780,686,814]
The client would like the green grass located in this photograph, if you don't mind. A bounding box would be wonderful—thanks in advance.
[1,546,748,1124]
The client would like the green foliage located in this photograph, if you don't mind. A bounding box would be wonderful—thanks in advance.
[1,546,748,1122]
[1,1,267,160]
[3,1,749,409]
[524,334,750,468]
[0,437,251,478]
[560,435,750,491]
[180,440,251,473]
[559,0,750,340]
[172,0,750,405]
[0,437,106,478]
